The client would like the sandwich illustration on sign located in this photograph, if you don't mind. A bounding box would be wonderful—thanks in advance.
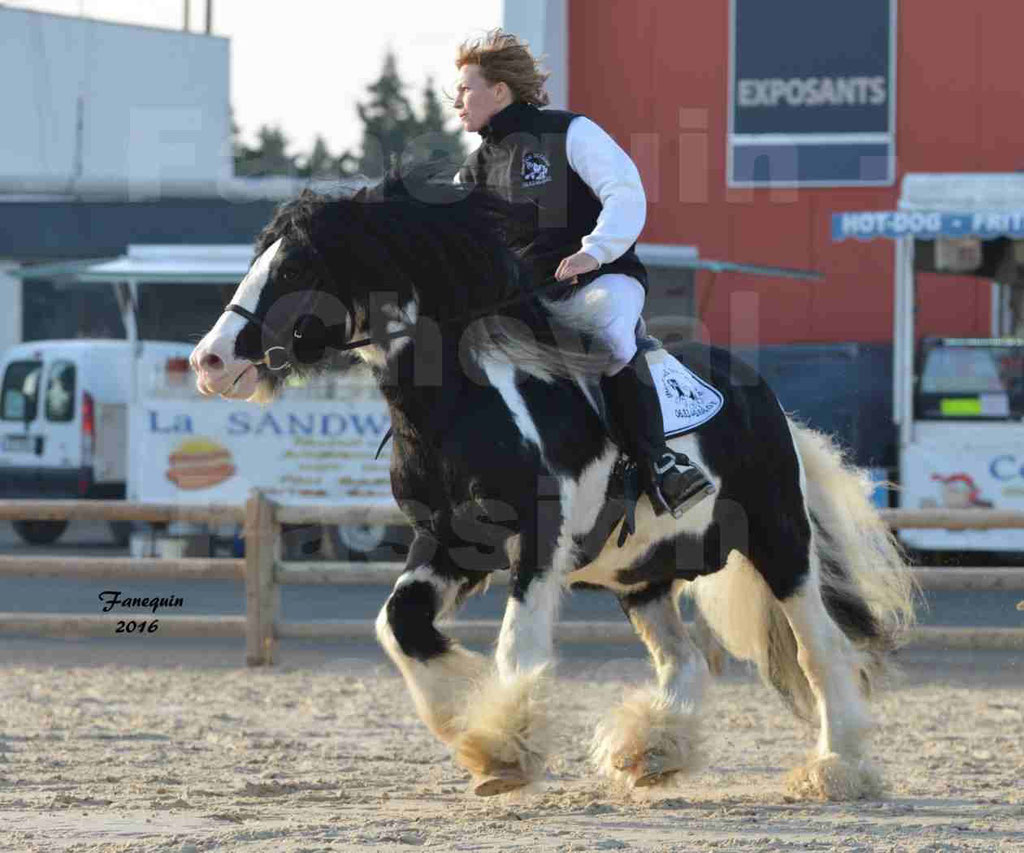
[166,438,236,490]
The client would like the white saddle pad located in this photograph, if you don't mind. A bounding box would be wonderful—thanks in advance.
[644,349,725,438]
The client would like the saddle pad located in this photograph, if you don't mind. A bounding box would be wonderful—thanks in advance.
[644,349,724,438]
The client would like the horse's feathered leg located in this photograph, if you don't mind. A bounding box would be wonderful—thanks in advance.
[453,482,570,796]
[375,553,490,743]
[776,575,881,800]
[591,580,708,788]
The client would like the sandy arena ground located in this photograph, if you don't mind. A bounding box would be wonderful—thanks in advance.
[0,641,1021,852]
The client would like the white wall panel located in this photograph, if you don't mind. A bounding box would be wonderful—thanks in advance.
[0,8,230,186]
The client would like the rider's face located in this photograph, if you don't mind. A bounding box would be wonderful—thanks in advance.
[453,64,507,133]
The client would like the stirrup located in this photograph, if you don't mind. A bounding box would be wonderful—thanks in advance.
[650,452,715,519]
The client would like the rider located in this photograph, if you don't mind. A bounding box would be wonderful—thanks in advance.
[452,29,713,518]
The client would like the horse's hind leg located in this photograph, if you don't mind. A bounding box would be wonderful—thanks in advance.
[776,564,880,800]
[375,564,490,744]
[592,581,709,788]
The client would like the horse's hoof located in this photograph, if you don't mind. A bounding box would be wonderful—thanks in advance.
[473,771,529,797]
[633,766,682,788]
[616,751,683,788]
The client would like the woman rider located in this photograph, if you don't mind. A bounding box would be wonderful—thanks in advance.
[452,29,713,518]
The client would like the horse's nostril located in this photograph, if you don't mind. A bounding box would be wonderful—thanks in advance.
[200,352,224,372]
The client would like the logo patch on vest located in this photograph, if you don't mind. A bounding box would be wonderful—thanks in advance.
[644,350,725,437]
[521,152,552,187]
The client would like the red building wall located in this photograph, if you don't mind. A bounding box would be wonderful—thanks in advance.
[568,0,1024,346]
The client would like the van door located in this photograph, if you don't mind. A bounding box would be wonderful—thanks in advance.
[0,358,43,456]
[40,358,82,470]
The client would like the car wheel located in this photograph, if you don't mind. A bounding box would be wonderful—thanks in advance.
[330,523,389,562]
[12,519,69,546]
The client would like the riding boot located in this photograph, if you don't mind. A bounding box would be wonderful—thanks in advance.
[601,352,715,518]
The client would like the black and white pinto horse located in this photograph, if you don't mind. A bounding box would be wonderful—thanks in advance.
[190,178,915,800]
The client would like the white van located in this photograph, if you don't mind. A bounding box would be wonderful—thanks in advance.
[0,339,192,545]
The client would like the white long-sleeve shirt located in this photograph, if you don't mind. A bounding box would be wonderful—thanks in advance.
[565,116,647,266]
[455,113,648,266]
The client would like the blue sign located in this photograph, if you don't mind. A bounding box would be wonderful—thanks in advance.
[729,0,896,186]
[832,210,1024,241]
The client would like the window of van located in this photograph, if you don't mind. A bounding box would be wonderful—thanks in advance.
[45,360,76,422]
[1,360,42,422]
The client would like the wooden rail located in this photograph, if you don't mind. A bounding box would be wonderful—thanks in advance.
[0,499,244,525]
[277,561,1024,592]
[0,556,242,580]
[1,499,1022,662]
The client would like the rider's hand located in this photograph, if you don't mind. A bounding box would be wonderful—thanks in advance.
[555,251,600,282]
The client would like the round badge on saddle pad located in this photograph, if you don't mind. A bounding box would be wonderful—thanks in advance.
[644,349,724,437]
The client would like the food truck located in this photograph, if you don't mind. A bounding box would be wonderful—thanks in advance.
[10,245,396,556]
[834,173,1024,552]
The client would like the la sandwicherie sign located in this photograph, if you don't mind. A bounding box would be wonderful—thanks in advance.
[129,390,393,506]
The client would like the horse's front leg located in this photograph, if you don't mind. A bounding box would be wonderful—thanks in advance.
[454,520,566,795]
[375,535,490,743]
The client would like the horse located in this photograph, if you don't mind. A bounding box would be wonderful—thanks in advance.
[189,176,915,800]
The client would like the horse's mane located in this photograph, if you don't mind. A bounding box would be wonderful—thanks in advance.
[253,167,610,378]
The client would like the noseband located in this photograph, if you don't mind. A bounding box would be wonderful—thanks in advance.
[222,240,346,373]
[224,302,294,371]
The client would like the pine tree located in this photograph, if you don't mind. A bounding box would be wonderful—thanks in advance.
[301,135,334,179]
[356,52,418,177]
[234,124,298,177]
[355,54,466,177]
[230,54,466,180]
[408,75,466,167]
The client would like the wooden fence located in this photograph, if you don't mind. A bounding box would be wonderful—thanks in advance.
[0,496,1022,664]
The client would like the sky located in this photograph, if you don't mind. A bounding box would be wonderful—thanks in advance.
[9,0,504,158]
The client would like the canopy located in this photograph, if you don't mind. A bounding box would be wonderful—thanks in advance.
[13,244,253,284]
[832,173,1024,241]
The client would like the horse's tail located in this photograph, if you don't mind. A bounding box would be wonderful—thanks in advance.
[791,422,916,658]
[690,421,915,721]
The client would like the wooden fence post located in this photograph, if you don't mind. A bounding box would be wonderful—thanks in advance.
[244,489,279,666]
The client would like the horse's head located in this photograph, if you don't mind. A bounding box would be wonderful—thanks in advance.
[190,190,383,402]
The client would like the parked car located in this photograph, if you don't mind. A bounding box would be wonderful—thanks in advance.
[0,339,192,545]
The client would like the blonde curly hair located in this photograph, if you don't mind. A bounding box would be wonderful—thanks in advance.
[455,29,550,107]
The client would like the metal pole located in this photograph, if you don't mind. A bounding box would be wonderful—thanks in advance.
[205,0,213,34]
[892,236,906,429]
[126,280,140,501]
[183,0,189,31]
[898,238,916,450]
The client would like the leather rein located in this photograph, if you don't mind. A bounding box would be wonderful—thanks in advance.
[222,239,569,374]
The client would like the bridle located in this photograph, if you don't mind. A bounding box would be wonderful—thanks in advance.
[223,298,414,373]
[223,302,294,371]
[223,239,353,373]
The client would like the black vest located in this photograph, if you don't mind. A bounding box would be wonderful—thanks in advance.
[458,103,648,292]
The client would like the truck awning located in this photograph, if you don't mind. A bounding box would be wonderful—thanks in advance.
[832,173,1024,242]
[12,244,253,283]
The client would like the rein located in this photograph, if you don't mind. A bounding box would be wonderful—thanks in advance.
[225,243,570,372]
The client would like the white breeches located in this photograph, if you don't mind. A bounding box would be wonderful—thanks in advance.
[558,273,646,375]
